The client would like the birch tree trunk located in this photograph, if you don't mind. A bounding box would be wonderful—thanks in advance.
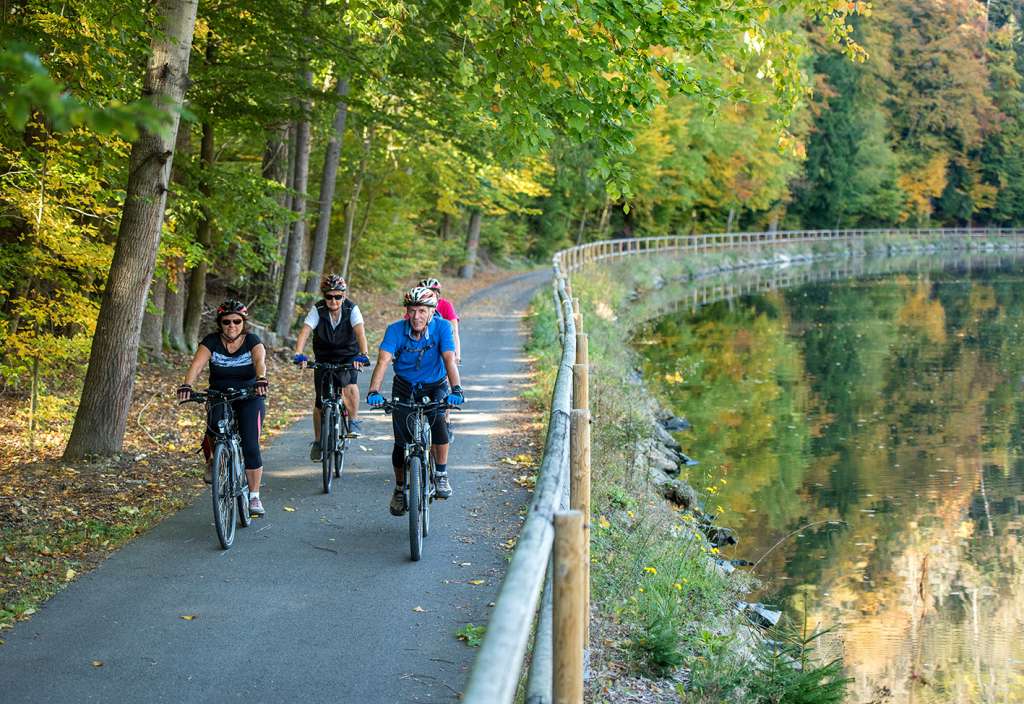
[64,0,199,459]
[274,68,313,337]
[140,272,166,360]
[305,77,349,292]
[459,208,483,279]
[183,119,215,346]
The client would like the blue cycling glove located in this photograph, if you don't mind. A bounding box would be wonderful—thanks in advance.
[353,354,370,365]
[447,385,465,406]
[367,390,385,407]
[293,353,308,365]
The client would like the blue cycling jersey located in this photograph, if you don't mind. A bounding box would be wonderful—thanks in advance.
[379,316,455,384]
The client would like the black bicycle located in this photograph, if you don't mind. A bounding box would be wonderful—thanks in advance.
[182,388,252,549]
[382,397,455,561]
[305,362,358,494]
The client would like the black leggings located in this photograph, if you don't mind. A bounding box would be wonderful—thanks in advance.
[390,377,448,468]
[207,396,265,469]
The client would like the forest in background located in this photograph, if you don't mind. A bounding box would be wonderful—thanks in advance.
[2,0,1022,456]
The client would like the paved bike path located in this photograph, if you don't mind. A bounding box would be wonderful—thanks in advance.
[0,270,548,703]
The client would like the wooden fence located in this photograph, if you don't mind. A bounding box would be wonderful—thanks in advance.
[462,226,1024,704]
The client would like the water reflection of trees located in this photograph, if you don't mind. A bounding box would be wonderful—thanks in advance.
[634,255,1024,704]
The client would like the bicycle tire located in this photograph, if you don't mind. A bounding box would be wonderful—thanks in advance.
[334,412,348,479]
[322,404,335,494]
[423,454,433,538]
[408,456,424,561]
[211,443,236,549]
[233,440,251,528]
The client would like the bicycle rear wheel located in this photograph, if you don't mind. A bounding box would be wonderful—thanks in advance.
[322,405,335,494]
[407,457,423,561]
[233,440,251,528]
[211,443,236,549]
[334,412,348,478]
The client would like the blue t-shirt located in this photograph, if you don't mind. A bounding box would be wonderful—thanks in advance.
[380,316,455,384]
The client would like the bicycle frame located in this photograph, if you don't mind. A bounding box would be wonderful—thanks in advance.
[306,362,359,493]
[182,387,253,548]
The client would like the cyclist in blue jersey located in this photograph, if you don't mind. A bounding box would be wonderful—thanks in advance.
[366,286,465,515]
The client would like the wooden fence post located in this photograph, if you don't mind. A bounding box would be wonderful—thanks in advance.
[573,335,589,412]
[572,297,582,332]
[569,408,592,649]
[553,510,584,704]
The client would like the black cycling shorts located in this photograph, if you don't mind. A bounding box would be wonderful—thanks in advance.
[314,364,359,409]
[390,376,449,448]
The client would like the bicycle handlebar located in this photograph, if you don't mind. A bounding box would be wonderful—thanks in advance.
[301,361,361,372]
[379,398,459,414]
[179,387,254,405]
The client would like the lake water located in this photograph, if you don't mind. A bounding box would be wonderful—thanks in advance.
[636,256,1024,704]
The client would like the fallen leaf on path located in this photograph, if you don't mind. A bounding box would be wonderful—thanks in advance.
[91,660,104,667]
[64,568,76,581]
[283,506,296,512]
[468,579,485,586]
[180,614,197,621]
[412,606,426,612]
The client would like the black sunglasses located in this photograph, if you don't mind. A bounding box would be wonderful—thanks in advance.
[221,318,244,326]
[324,293,345,300]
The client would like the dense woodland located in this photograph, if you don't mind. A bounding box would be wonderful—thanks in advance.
[1,0,1021,457]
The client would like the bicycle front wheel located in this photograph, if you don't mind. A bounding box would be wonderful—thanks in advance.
[234,440,251,528]
[334,413,348,479]
[407,457,424,561]
[211,443,236,549]
[322,405,335,494]
[423,455,433,538]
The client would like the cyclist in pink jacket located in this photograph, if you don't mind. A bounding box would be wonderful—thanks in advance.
[419,277,460,364]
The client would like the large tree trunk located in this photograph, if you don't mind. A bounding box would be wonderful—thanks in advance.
[64,0,199,460]
[262,125,290,295]
[140,271,166,360]
[305,77,350,293]
[183,118,215,346]
[439,212,451,240]
[341,124,372,281]
[163,264,188,352]
[274,68,313,337]
[459,208,482,279]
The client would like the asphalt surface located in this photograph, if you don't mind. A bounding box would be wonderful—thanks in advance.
[0,269,549,704]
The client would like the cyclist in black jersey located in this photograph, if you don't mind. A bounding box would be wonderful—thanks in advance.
[292,274,370,461]
[177,300,269,516]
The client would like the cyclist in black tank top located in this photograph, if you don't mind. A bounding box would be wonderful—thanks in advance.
[292,274,370,461]
[176,300,270,517]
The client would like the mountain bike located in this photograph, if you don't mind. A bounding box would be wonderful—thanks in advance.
[181,388,253,549]
[305,362,359,494]
[382,397,456,561]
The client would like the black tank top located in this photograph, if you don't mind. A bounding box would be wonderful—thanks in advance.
[312,299,359,362]
[200,332,262,390]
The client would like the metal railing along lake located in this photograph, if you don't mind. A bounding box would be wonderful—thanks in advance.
[462,226,1024,704]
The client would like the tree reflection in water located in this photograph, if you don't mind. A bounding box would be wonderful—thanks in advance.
[637,254,1024,704]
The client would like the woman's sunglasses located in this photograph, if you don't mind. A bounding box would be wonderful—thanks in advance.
[221,318,244,326]
[324,294,345,300]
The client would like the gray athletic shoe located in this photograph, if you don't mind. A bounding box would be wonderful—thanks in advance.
[434,472,453,499]
[249,497,265,517]
[309,441,322,462]
[389,489,406,516]
[347,419,363,438]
